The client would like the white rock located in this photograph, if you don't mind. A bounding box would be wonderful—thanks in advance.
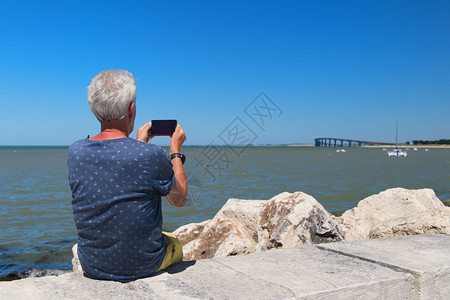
[214,198,266,242]
[338,188,450,240]
[174,191,344,260]
[173,217,256,261]
[257,192,344,251]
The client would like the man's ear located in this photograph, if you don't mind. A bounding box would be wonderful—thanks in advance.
[128,102,136,119]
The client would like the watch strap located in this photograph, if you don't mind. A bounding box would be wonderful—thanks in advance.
[170,153,186,164]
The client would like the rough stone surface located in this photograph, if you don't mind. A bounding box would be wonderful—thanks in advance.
[211,245,415,299]
[174,192,344,260]
[214,198,266,243]
[174,199,267,260]
[257,191,344,251]
[318,234,450,300]
[10,235,450,299]
[337,188,450,240]
[174,217,256,261]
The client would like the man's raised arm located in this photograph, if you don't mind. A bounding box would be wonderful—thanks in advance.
[166,125,188,207]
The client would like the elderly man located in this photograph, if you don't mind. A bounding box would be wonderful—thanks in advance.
[68,69,187,282]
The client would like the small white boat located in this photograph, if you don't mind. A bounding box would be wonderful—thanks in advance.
[414,148,418,151]
[387,147,407,157]
[425,149,429,152]
[387,110,407,158]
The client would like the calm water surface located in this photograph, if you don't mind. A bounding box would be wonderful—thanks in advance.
[1,145,449,276]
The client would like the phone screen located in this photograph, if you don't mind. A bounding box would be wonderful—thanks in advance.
[150,120,177,136]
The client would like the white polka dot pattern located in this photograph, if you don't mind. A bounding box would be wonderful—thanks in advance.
[67,137,174,282]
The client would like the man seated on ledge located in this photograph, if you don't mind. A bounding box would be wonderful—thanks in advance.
[67,69,187,282]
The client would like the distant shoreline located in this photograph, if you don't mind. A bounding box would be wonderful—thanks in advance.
[287,144,314,147]
[363,144,450,149]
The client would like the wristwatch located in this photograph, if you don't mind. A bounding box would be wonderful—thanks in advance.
[170,153,186,164]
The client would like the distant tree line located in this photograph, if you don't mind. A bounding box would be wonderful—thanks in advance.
[409,139,450,145]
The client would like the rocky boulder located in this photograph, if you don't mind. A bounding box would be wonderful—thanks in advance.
[337,188,450,240]
[173,217,256,261]
[257,192,344,251]
[173,191,344,260]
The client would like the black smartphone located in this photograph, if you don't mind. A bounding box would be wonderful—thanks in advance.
[150,120,177,136]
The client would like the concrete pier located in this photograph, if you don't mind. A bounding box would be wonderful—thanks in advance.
[1,234,449,299]
[314,137,396,147]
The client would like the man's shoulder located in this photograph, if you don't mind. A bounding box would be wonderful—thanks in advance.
[68,138,89,153]
[67,138,167,157]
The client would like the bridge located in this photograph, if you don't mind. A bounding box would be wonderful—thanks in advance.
[314,137,395,147]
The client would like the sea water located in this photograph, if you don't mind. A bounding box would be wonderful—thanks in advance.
[1,145,449,278]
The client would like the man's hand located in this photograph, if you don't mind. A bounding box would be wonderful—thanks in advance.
[170,124,187,154]
[136,122,154,143]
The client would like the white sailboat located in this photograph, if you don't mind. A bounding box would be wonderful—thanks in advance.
[387,111,407,157]
[388,147,407,157]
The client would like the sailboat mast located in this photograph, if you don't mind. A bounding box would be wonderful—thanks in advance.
[396,110,398,146]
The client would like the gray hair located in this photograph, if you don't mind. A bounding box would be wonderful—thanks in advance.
[87,69,136,122]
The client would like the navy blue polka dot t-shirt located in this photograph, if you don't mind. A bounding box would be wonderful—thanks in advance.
[67,137,174,282]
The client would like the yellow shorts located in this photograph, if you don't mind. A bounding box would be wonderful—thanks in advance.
[156,231,183,272]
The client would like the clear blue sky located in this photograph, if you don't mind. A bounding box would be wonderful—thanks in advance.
[1,0,449,145]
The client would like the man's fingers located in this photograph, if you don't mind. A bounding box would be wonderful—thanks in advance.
[136,122,152,142]
[138,122,151,131]
[174,124,181,134]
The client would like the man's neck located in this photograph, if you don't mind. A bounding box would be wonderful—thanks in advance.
[89,120,129,141]
[89,128,128,141]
